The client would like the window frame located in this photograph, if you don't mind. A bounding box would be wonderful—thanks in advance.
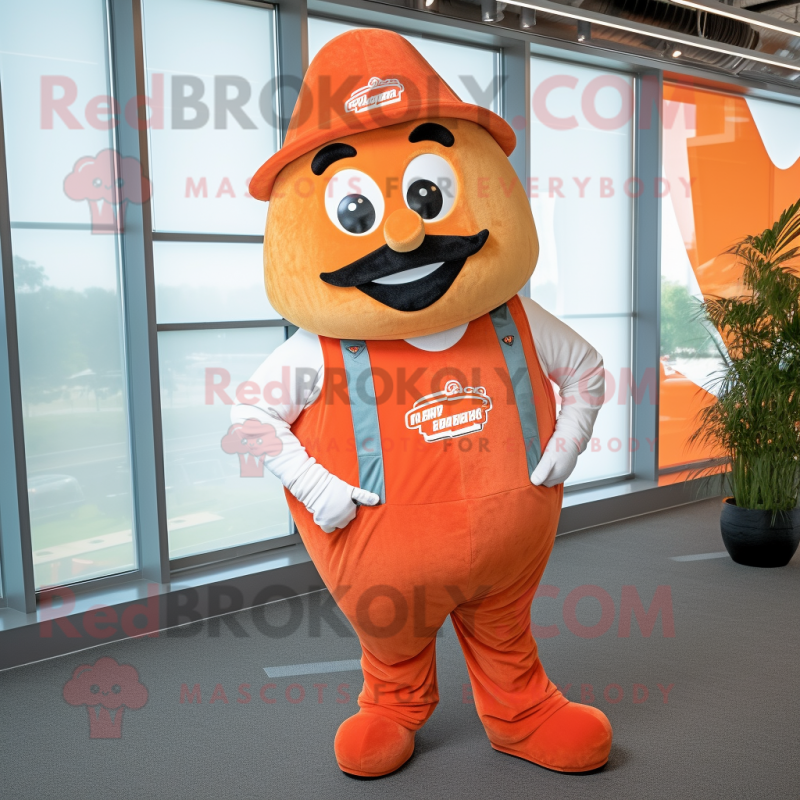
[527,52,640,489]
[2,0,795,614]
[135,0,296,572]
[0,0,143,604]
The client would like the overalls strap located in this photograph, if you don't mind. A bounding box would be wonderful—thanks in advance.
[489,303,542,475]
[340,340,386,504]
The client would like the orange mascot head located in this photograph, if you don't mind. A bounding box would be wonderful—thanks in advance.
[250,28,538,340]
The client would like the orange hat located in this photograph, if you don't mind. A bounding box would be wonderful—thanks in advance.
[249,28,516,201]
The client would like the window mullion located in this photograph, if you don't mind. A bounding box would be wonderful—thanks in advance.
[0,76,36,613]
[631,69,662,482]
[109,0,170,583]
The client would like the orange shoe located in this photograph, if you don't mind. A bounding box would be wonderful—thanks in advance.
[492,702,612,773]
[334,712,416,778]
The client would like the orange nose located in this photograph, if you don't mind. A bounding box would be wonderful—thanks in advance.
[384,208,425,252]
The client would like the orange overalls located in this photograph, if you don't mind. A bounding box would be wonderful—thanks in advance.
[286,295,568,747]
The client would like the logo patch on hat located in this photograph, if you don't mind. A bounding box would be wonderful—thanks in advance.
[502,335,515,346]
[345,77,405,114]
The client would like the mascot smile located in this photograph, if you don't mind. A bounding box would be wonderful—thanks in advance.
[236,27,612,779]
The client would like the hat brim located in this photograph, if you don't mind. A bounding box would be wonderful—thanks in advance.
[249,101,516,202]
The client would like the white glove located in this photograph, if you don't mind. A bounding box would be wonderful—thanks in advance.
[288,460,380,533]
[309,478,380,533]
[530,440,580,488]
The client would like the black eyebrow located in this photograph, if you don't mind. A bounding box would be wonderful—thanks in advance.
[408,122,454,147]
[311,143,357,175]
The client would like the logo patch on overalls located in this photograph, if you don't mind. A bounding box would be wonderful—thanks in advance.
[404,380,493,442]
[502,335,514,346]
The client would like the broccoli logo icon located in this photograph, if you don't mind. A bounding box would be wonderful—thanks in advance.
[64,148,152,234]
[221,419,283,477]
[63,657,148,739]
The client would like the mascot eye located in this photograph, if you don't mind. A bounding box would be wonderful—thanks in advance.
[402,154,456,221]
[112,684,122,694]
[324,168,384,236]
[90,684,100,694]
[337,194,376,234]
[406,180,442,220]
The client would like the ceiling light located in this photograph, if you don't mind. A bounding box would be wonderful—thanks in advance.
[502,0,800,72]
[521,7,536,29]
[481,0,505,23]
[672,49,682,58]
[577,20,591,42]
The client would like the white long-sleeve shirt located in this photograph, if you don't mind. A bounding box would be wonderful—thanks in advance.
[231,296,604,500]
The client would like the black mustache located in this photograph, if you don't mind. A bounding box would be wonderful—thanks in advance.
[320,231,489,287]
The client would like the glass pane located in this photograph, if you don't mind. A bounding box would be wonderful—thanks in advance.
[154,242,281,324]
[158,328,290,559]
[142,0,279,234]
[561,316,632,483]
[529,58,633,317]
[529,56,634,484]
[308,17,500,112]
[657,83,800,468]
[0,0,114,224]
[11,229,136,589]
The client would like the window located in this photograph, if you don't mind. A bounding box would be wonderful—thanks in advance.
[0,0,136,588]
[157,327,289,560]
[308,17,501,112]
[659,82,800,470]
[153,241,278,325]
[529,57,635,485]
[143,0,280,234]
[141,0,290,561]
[0,0,763,622]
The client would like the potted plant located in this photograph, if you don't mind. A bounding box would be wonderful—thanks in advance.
[693,198,800,568]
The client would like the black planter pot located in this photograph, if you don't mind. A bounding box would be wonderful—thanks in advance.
[720,498,800,568]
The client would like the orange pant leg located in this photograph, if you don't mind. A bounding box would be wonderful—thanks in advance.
[450,484,567,746]
[356,639,440,730]
[302,501,472,731]
[451,579,568,747]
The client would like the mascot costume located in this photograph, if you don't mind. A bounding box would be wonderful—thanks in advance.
[236,28,611,778]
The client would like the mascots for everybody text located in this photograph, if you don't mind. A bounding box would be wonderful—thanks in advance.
[236,29,611,778]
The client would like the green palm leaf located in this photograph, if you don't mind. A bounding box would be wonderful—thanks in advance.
[691,199,800,514]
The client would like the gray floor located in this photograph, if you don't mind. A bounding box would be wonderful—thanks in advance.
[2,498,799,800]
